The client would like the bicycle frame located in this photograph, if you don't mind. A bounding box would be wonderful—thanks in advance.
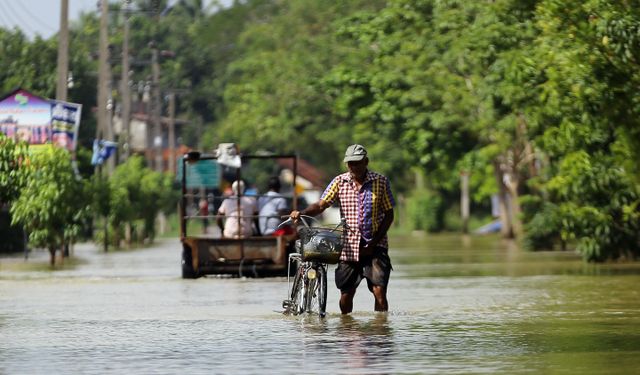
[280,215,348,317]
[283,253,328,317]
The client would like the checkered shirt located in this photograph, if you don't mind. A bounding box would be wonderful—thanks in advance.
[321,170,395,262]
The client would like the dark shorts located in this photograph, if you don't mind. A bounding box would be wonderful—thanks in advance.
[335,247,392,293]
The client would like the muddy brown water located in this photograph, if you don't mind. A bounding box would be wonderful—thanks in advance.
[1,233,639,374]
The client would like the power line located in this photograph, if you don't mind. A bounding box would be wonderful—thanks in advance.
[0,1,39,37]
[14,1,57,33]
[0,2,14,31]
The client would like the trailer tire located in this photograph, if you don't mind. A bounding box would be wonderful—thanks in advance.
[181,245,198,279]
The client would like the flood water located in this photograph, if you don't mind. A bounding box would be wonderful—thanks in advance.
[2,233,640,374]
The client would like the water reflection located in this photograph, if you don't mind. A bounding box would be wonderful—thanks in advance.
[2,237,640,374]
[336,314,394,374]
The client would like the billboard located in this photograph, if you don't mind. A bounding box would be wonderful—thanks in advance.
[176,159,221,188]
[51,100,82,151]
[0,89,82,151]
[0,89,51,146]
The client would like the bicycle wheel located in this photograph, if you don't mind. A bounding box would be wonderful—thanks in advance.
[304,274,317,314]
[318,265,327,317]
[303,264,327,316]
[288,266,305,315]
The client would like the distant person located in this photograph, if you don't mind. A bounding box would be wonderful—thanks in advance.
[217,180,258,238]
[258,176,289,236]
[198,197,209,233]
[289,144,395,314]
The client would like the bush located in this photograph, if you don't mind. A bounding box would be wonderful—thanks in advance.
[523,201,563,251]
[91,156,180,249]
[406,189,445,232]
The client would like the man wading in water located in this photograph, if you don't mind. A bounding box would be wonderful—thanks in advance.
[289,144,395,314]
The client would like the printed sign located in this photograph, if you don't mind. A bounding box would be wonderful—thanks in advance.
[0,89,82,152]
[0,89,52,146]
[177,159,221,188]
[51,100,82,151]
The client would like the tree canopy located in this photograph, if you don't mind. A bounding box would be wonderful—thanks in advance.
[0,0,638,261]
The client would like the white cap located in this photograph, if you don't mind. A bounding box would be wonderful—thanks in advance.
[231,180,245,195]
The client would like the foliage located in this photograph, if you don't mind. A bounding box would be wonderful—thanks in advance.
[0,29,57,98]
[521,195,563,251]
[0,135,29,252]
[406,189,445,233]
[520,0,640,260]
[2,0,639,261]
[98,156,178,246]
[215,0,385,173]
[0,134,30,204]
[10,147,90,265]
[541,151,639,260]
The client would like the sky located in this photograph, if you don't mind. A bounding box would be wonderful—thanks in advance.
[0,0,97,39]
[0,0,232,40]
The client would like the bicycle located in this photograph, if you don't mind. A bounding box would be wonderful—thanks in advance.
[280,215,348,318]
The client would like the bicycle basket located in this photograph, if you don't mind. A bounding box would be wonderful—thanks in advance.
[296,227,343,264]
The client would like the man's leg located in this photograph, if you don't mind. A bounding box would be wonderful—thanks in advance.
[365,248,392,312]
[336,261,362,314]
[339,288,357,314]
[372,285,388,312]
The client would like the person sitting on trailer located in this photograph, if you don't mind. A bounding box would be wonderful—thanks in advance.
[258,176,289,236]
[217,180,258,238]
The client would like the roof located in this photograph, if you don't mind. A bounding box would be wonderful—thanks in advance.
[277,158,328,189]
[131,112,189,125]
[0,88,49,103]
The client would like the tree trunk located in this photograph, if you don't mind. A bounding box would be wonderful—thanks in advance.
[125,222,132,248]
[460,171,470,234]
[103,218,109,252]
[114,227,121,249]
[494,161,514,239]
[49,247,56,267]
[517,113,538,179]
[503,171,523,238]
[157,212,167,235]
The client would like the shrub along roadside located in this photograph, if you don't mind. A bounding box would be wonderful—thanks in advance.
[92,156,179,250]
[10,146,91,266]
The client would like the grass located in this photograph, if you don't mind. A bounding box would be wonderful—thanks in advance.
[0,252,85,272]
[160,213,181,238]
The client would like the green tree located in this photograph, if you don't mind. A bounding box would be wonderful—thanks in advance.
[89,174,112,252]
[10,147,90,266]
[0,134,30,252]
[213,0,385,172]
[0,134,29,204]
[105,156,178,247]
[520,0,640,260]
[0,29,57,98]
[326,0,540,234]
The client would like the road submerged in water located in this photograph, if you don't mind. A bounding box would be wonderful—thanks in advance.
[1,234,640,374]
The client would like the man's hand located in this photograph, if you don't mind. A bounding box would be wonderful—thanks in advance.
[360,240,377,257]
[288,200,327,225]
[289,210,302,223]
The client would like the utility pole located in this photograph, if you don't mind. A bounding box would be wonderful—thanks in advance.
[150,42,163,172]
[97,0,114,174]
[120,0,132,160]
[168,92,176,175]
[56,0,69,101]
[460,171,470,234]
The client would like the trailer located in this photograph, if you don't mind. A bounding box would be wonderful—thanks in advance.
[179,149,298,278]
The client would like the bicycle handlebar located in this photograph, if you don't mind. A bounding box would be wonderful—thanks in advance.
[277,214,350,233]
[277,214,314,229]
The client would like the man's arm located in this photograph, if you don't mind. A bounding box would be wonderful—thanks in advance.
[253,203,261,236]
[216,214,225,235]
[216,201,226,236]
[289,199,330,222]
[363,208,394,250]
